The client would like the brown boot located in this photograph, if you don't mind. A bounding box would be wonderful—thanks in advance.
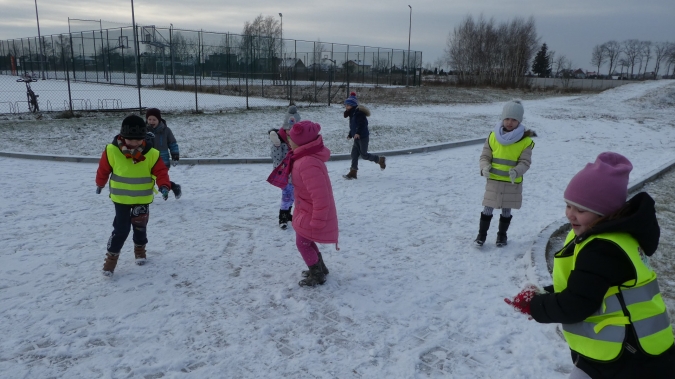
[377,156,386,170]
[102,252,120,277]
[134,244,147,265]
[343,169,357,180]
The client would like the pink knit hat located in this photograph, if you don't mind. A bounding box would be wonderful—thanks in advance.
[564,152,633,216]
[289,120,321,146]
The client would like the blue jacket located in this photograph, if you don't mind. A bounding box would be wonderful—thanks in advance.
[346,105,371,138]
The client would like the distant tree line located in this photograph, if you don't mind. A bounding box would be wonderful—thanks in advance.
[590,40,675,79]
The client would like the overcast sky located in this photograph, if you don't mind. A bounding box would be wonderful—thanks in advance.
[1,0,673,73]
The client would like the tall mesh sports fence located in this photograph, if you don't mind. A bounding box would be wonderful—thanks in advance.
[0,24,422,114]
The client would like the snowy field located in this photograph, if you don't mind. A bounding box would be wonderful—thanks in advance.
[1,80,675,378]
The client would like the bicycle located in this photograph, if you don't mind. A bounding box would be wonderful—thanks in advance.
[17,73,39,113]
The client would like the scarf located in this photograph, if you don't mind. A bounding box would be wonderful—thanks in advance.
[267,137,325,189]
[116,136,146,164]
[494,122,525,146]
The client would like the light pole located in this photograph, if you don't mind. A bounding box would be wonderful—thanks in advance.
[130,0,142,113]
[34,0,45,79]
[407,5,412,87]
[278,13,283,59]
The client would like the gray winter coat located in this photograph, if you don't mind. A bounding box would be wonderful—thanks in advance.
[147,121,178,168]
[478,137,533,209]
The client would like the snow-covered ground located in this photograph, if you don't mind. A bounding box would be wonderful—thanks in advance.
[1,80,675,378]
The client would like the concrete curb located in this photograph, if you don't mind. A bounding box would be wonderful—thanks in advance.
[0,137,486,164]
[529,157,675,284]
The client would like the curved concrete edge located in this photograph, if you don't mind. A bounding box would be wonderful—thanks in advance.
[0,137,486,164]
[0,151,100,163]
[528,156,675,285]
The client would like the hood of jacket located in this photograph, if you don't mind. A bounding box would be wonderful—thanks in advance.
[148,120,167,134]
[344,105,371,118]
[293,135,330,163]
[577,192,660,256]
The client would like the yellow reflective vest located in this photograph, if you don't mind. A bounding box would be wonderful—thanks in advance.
[487,132,534,184]
[105,144,160,205]
[553,230,674,361]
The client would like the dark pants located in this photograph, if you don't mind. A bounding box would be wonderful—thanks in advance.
[350,135,379,170]
[107,203,150,253]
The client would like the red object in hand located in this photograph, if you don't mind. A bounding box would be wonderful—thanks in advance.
[504,285,538,316]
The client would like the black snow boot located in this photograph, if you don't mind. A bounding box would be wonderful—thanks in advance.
[279,207,293,229]
[496,215,512,247]
[474,213,493,247]
[279,209,289,229]
[298,262,327,287]
[170,181,182,200]
[302,252,329,277]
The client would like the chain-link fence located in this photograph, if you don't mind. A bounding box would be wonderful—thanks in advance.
[0,25,422,115]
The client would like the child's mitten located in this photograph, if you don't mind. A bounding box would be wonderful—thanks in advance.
[509,169,518,184]
[504,284,541,316]
[270,130,281,147]
[481,166,490,177]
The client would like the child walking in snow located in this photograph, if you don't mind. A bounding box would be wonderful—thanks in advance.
[145,108,182,199]
[505,152,675,378]
[268,105,300,229]
[342,92,386,179]
[267,120,338,286]
[475,99,535,247]
[96,115,172,276]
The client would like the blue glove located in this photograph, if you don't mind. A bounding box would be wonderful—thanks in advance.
[159,186,170,201]
[96,186,103,194]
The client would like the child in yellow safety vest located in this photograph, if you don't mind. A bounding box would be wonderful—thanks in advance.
[95,114,172,277]
[475,99,535,247]
[505,152,675,379]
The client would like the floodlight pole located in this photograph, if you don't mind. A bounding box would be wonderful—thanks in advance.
[279,13,283,58]
[407,5,411,87]
[34,0,45,79]
[131,0,142,113]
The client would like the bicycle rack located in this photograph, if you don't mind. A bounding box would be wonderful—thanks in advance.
[67,99,93,111]
[97,99,123,110]
[14,101,31,113]
[0,102,17,114]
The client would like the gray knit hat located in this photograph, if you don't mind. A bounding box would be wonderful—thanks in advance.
[282,105,301,130]
[501,99,524,122]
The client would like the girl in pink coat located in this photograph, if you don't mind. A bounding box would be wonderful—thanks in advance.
[280,120,339,287]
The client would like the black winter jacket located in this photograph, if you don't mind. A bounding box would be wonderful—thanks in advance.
[530,192,674,378]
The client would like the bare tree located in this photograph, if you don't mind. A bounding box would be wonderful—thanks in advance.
[665,43,675,77]
[590,44,605,76]
[552,54,568,78]
[601,41,621,76]
[639,41,652,78]
[622,39,641,78]
[618,58,630,78]
[652,42,671,77]
[445,14,537,87]
[311,39,326,67]
[239,14,281,66]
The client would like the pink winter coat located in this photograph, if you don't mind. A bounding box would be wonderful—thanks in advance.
[291,136,339,244]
